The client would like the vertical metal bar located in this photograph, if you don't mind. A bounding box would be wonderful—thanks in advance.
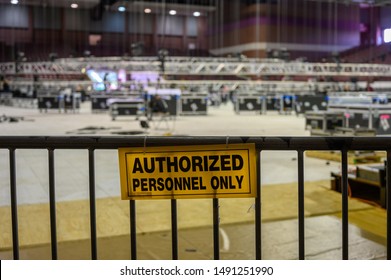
[213,198,220,260]
[298,150,305,260]
[130,200,137,260]
[171,199,178,260]
[255,148,262,260]
[88,149,97,260]
[9,148,19,260]
[48,149,58,260]
[387,150,391,260]
[341,149,349,260]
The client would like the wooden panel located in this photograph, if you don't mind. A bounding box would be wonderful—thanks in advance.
[0,179,374,249]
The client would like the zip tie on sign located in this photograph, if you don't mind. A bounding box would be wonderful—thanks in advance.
[143,135,147,154]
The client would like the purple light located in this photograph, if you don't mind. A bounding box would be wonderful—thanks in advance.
[384,28,391,43]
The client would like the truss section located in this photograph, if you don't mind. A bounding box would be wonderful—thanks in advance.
[1,57,391,77]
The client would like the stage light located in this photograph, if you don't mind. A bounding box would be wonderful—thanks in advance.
[384,28,391,43]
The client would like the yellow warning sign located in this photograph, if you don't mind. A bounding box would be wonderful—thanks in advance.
[118,144,257,200]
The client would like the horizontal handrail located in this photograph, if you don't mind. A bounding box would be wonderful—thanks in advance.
[1,135,391,150]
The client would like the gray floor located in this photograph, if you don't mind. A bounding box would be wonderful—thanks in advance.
[0,101,341,206]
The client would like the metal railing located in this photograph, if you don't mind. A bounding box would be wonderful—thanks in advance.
[2,59,391,76]
[0,136,390,260]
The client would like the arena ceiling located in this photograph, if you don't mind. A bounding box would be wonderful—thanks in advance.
[1,0,391,9]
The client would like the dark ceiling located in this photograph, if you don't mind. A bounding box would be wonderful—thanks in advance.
[1,0,391,10]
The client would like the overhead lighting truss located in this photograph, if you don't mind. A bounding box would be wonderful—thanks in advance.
[1,56,391,77]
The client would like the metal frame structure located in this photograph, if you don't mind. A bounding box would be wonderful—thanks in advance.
[4,79,340,93]
[2,57,391,76]
[0,135,390,260]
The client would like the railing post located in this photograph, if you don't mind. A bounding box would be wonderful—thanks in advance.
[341,149,349,260]
[298,150,305,260]
[213,198,220,260]
[255,148,262,260]
[48,148,58,260]
[88,148,97,260]
[9,148,19,260]
[130,200,137,260]
[171,199,178,260]
[387,150,391,260]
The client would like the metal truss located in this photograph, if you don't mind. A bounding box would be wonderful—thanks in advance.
[133,80,332,93]
[11,74,391,95]
[161,61,391,77]
[2,56,391,77]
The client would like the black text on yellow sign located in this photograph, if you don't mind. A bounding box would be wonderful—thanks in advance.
[118,144,257,200]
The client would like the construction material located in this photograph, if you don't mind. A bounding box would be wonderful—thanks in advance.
[108,98,145,120]
[306,151,385,165]
[332,127,376,136]
[305,111,345,135]
[180,93,208,115]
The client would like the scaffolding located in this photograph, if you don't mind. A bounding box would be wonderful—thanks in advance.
[2,57,391,77]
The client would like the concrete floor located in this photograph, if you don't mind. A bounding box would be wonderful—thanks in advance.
[0,100,387,259]
[0,100,308,137]
[0,101,341,204]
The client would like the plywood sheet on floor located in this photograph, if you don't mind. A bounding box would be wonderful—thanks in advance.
[0,215,385,260]
[306,151,386,165]
[0,180,375,249]
[333,208,387,244]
